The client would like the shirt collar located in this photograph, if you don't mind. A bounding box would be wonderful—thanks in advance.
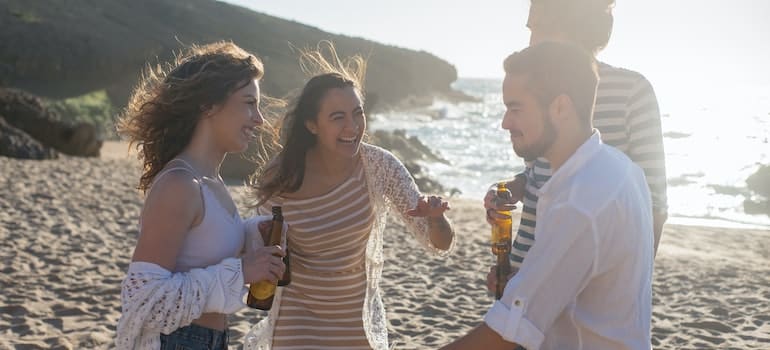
[536,130,603,197]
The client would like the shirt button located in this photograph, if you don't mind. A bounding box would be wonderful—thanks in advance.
[514,300,522,306]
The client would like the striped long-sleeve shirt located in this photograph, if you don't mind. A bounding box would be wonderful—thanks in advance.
[510,62,668,268]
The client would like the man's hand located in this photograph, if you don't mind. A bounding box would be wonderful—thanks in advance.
[486,265,518,295]
[484,176,525,224]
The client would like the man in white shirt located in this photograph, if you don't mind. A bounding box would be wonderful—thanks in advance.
[440,42,654,350]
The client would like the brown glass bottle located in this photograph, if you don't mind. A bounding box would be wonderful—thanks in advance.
[247,206,290,310]
[491,182,513,299]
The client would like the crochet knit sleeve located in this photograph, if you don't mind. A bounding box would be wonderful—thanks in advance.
[366,145,455,256]
[115,258,246,349]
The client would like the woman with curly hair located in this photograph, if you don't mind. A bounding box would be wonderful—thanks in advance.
[115,41,285,350]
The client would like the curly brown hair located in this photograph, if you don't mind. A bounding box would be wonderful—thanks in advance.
[117,41,264,193]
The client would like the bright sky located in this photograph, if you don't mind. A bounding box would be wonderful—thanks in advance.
[222,0,770,88]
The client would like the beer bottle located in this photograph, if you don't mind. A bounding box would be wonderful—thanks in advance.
[247,206,290,310]
[491,182,513,299]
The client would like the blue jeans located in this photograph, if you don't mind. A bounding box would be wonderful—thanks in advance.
[160,323,228,350]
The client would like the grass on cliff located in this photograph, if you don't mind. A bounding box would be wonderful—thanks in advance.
[45,90,118,139]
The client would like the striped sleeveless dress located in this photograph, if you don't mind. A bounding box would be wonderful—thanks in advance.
[261,163,376,349]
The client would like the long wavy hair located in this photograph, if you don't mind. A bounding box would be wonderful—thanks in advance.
[117,41,265,193]
[251,41,367,206]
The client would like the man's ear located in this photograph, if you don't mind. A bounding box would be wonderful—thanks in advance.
[549,94,574,123]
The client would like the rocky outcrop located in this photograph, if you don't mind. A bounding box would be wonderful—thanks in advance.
[369,130,459,196]
[0,115,57,159]
[370,130,449,165]
[0,88,102,158]
[744,165,770,216]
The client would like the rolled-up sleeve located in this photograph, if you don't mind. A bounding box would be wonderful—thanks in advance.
[485,299,544,349]
[484,204,596,349]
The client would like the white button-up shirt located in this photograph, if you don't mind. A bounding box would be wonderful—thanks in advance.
[484,131,654,350]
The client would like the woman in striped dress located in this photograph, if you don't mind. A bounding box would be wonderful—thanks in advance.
[244,45,456,350]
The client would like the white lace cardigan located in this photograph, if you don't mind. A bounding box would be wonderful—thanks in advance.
[114,258,246,349]
[243,143,456,350]
[115,207,272,350]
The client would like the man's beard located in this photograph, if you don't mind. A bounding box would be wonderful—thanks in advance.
[513,117,557,161]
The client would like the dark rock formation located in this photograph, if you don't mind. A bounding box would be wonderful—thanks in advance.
[744,165,770,216]
[746,165,770,199]
[0,88,102,157]
[370,130,450,165]
[0,115,57,159]
[369,130,459,196]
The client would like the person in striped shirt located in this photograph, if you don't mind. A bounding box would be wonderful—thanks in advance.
[485,0,668,288]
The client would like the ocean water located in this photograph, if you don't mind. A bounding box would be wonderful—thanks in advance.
[370,78,770,229]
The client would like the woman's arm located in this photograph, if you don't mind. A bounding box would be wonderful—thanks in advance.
[374,147,455,254]
[131,170,202,270]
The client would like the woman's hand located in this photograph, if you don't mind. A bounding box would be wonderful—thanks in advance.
[407,195,450,217]
[241,245,285,284]
[408,195,454,251]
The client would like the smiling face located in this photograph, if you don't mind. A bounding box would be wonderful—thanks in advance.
[501,74,558,161]
[208,79,264,153]
[305,86,366,159]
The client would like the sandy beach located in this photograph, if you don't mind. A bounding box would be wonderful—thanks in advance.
[1,142,769,349]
